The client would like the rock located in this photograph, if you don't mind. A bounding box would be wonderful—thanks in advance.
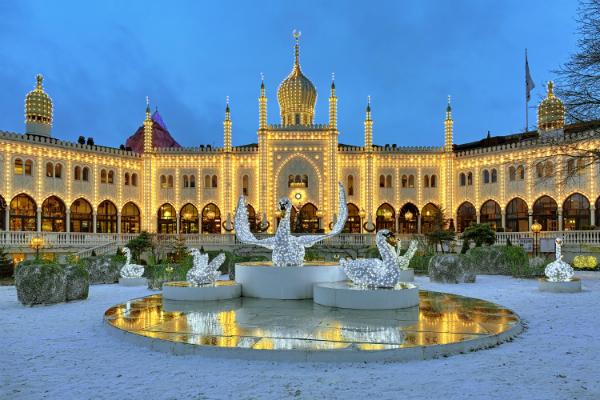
[81,255,122,284]
[64,264,89,301]
[15,262,67,306]
[428,254,476,283]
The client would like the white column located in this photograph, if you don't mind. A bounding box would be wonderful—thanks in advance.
[4,208,9,231]
[476,213,480,224]
[66,213,71,233]
[117,212,121,234]
[417,214,422,234]
[528,213,533,230]
[93,212,97,233]
[558,211,563,231]
[591,206,596,226]
[395,214,399,233]
[176,212,180,234]
[501,211,506,230]
[36,207,42,232]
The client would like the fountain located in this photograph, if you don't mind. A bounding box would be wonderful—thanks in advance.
[118,247,147,286]
[162,248,241,301]
[539,238,582,293]
[233,182,348,299]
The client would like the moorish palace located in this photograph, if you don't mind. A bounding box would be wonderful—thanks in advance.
[1,35,599,243]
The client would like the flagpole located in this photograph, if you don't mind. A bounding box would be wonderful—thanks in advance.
[525,48,528,132]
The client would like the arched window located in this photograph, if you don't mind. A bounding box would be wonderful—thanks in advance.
[160,175,167,189]
[459,173,466,186]
[491,169,497,183]
[509,166,516,181]
[107,170,114,184]
[246,204,258,232]
[386,174,392,188]
[457,202,476,232]
[480,200,501,230]
[288,175,294,187]
[121,202,141,233]
[424,175,430,188]
[46,162,54,178]
[24,160,33,175]
[74,166,81,181]
[124,172,130,186]
[212,175,217,188]
[379,175,385,188]
[408,175,415,188]
[506,198,529,232]
[517,165,525,180]
[563,193,590,230]
[533,195,558,231]
[545,162,554,177]
[302,174,308,187]
[242,175,249,196]
[467,172,473,186]
[401,175,408,188]
[202,203,221,233]
[347,175,354,196]
[189,175,195,188]
[421,203,441,234]
[14,158,23,175]
[398,202,419,234]
[376,203,395,231]
[430,174,437,187]
[54,163,62,179]
[180,203,199,234]
[82,167,89,181]
[41,196,66,232]
[344,203,361,233]
[70,198,93,232]
[205,175,211,188]
[168,175,174,188]
[296,203,320,233]
[100,169,107,184]
[97,200,118,233]
[10,194,37,231]
[536,162,544,178]
[157,203,177,234]
[131,173,137,186]
[483,169,490,184]
[0,195,5,230]
[183,175,189,188]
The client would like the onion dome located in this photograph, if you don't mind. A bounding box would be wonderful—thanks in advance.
[277,31,317,126]
[25,74,53,126]
[538,81,565,132]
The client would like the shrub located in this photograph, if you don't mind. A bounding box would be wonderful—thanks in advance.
[462,223,496,247]
[572,255,598,270]
[409,254,433,274]
[365,246,380,259]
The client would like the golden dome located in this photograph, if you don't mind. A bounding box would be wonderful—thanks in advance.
[25,74,53,126]
[537,81,564,132]
[277,32,317,126]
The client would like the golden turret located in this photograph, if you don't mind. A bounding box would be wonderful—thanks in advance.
[25,74,53,136]
[277,30,317,126]
[538,81,565,132]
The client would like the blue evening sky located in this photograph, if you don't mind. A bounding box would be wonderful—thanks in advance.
[0,1,579,148]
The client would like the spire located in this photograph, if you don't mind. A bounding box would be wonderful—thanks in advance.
[444,95,453,152]
[224,96,232,152]
[329,72,337,130]
[293,29,301,69]
[143,96,153,153]
[36,74,43,90]
[364,95,373,150]
[259,73,267,130]
[547,81,555,97]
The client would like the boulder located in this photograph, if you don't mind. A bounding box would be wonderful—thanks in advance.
[15,262,67,306]
[81,255,121,284]
[428,254,476,283]
[64,264,89,301]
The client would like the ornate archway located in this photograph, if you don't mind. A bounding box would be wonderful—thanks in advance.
[122,202,141,234]
[157,203,177,234]
[563,193,590,230]
[179,203,199,234]
[70,198,93,232]
[456,202,476,233]
[296,203,319,233]
[246,203,258,232]
[202,203,221,233]
[41,196,66,232]
[480,200,501,230]
[376,203,395,231]
[421,203,441,234]
[97,200,118,233]
[0,195,6,230]
[398,202,419,234]
[344,203,361,233]
[533,196,558,231]
[10,194,37,231]
[506,198,529,232]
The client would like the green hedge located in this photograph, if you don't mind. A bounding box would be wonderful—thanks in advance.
[409,254,434,275]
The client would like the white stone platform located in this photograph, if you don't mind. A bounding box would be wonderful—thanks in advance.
[118,277,147,286]
[162,281,241,301]
[235,262,346,299]
[314,281,420,309]
[538,277,582,293]
[398,269,414,282]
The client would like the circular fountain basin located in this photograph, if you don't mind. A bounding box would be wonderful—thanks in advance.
[163,280,241,301]
[104,291,523,362]
[235,262,346,299]
[314,281,419,309]
[538,277,582,293]
[398,268,415,282]
[119,277,147,286]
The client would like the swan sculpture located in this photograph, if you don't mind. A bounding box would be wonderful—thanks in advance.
[120,247,145,278]
[234,182,348,267]
[186,248,226,285]
[394,240,419,270]
[340,229,403,288]
[545,238,574,282]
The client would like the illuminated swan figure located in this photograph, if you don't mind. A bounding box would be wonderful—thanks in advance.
[340,229,403,288]
[545,238,574,282]
[120,247,144,278]
[234,182,348,267]
[186,248,226,285]
[394,240,419,270]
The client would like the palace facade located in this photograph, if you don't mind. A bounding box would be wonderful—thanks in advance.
[1,36,599,237]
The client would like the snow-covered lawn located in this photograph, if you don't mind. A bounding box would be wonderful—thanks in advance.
[1,273,598,400]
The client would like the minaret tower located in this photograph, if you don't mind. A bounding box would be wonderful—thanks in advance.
[143,96,154,154]
[224,96,232,152]
[259,74,267,130]
[25,74,53,137]
[364,96,373,150]
[328,73,337,130]
[444,95,453,152]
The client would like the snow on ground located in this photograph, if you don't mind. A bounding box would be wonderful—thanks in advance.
[1,273,599,400]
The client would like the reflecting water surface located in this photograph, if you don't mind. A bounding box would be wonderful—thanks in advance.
[104,291,519,351]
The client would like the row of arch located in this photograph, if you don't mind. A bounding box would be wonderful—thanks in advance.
[456,193,596,232]
[373,202,441,234]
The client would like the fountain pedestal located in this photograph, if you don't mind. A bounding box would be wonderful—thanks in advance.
[314,281,420,309]
[538,277,582,293]
[119,277,147,286]
[162,281,241,301]
[235,262,346,299]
